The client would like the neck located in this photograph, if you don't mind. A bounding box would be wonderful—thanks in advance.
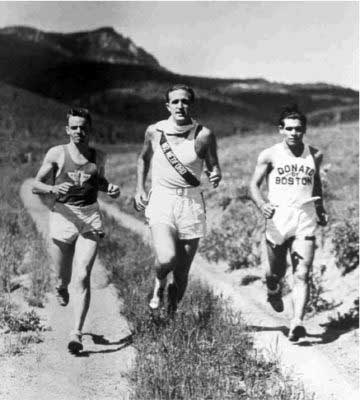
[69,140,90,157]
[284,141,304,156]
[171,116,192,126]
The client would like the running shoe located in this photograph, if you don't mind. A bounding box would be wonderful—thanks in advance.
[55,287,69,307]
[288,321,307,342]
[266,284,284,313]
[68,331,83,354]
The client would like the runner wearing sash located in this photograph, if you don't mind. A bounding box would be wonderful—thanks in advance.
[32,108,120,354]
[134,84,222,316]
[249,105,328,341]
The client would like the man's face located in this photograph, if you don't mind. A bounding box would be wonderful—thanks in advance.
[279,118,306,146]
[166,89,192,124]
[66,116,91,145]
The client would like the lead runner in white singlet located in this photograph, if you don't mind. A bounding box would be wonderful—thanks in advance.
[249,105,328,342]
[134,85,221,316]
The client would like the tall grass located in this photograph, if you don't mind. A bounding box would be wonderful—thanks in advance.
[0,163,52,307]
[98,213,311,399]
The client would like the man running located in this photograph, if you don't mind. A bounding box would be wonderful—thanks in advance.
[33,108,120,353]
[134,84,221,316]
[249,105,328,341]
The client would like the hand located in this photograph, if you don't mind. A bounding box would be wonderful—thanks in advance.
[134,190,148,211]
[316,206,328,226]
[52,182,74,195]
[261,202,277,219]
[107,183,120,199]
[206,168,222,188]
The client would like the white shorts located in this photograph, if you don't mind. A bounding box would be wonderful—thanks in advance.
[265,204,317,246]
[145,187,206,240]
[49,202,104,244]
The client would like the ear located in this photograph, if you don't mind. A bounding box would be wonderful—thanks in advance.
[65,125,70,136]
[165,102,171,113]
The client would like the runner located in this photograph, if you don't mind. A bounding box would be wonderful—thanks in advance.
[134,84,221,316]
[249,105,328,341]
[32,108,120,354]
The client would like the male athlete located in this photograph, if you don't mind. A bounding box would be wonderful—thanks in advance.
[249,105,327,341]
[33,108,120,353]
[134,84,221,316]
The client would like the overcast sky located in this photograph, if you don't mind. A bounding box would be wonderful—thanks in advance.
[0,1,358,89]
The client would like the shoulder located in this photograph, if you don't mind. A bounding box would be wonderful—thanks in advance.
[195,125,213,145]
[309,145,323,160]
[43,145,64,163]
[94,148,106,164]
[257,147,274,164]
[145,123,159,140]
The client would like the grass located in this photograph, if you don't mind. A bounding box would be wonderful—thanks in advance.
[98,213,312,400]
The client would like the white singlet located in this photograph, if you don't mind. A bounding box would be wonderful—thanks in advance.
[266,142,317,245]
[267,142,315,207]
[145,119,206,239]
[151,120,204,189]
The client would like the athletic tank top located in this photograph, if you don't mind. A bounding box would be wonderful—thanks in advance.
[55,145,99,206]
[267,142,315,206]
[151,122,204,189]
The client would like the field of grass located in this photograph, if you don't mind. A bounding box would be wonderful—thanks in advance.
[98,213,312,400]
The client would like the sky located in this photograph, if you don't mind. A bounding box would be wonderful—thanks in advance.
[0,1,358,89]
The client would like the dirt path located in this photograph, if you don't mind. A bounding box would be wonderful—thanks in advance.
[98,199,359,400]
[0,180,136,400]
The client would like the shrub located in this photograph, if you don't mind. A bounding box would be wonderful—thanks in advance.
[306,265,337,315]
[331,207,359,275]
[200,200,262,269]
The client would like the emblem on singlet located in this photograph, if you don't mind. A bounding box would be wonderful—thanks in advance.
[274,164,314,186]
[67,171,91,186]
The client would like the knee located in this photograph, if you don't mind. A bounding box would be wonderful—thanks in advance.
[294,264,311,283]
[156,252,176,268]
[74,268,91,289]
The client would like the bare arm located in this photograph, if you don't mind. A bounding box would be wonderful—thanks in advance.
[197,128,222,188]
[249,149,276,219]
[97,150,120,198]
[32,147,62,194]
[310,147,328,225]
[134,126,154,210]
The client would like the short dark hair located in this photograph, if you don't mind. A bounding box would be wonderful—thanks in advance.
[165,84,195,103]
[67,108,92,127]
[278,105,307,129]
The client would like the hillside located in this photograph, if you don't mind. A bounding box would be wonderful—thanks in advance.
[0,25,358,139]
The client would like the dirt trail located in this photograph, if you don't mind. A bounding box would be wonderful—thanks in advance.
[98,199,359,400]
[0,180,136,400]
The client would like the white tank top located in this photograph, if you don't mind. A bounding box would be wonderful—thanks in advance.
[267,142,315,206]
[151,122,204,189]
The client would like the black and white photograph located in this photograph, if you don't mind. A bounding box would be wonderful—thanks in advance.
[0,1,358,399]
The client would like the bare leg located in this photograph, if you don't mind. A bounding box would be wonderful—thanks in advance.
[149,224,177,308]
[72,233,98,333]
[290,238,315,322]
[50,239,75,289]
[173,238,199,303]
[266,240,288,288]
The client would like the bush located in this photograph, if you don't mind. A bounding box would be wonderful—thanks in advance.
[200,200,262,270]
[331,207,359,275]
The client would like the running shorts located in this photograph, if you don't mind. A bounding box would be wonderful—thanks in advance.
[49,201,104,244]
[265,203,317,246]
[145,186,206,240]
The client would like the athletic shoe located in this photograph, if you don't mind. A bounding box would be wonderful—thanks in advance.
[167,283,178,318]
[68,331,83,354]
[55,287,69,307]
[266,284,284,313]
[149,287,165,310]
[288,322,307,342]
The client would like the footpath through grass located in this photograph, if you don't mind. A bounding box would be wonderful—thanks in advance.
[98,213,312,400]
